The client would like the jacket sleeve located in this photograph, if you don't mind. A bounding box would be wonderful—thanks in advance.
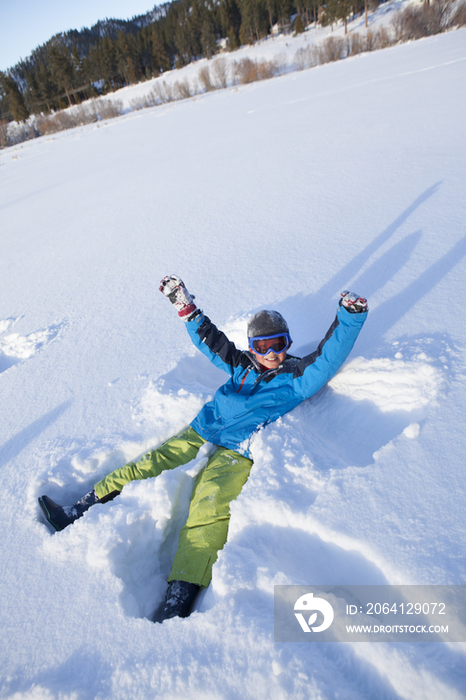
[185,312,248,376]
[293,304,367,399]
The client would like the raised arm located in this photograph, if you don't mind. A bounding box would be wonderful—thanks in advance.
[159,274,244,375]
[294,291,368,399]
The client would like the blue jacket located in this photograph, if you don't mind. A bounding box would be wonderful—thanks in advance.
[186,304,367,456]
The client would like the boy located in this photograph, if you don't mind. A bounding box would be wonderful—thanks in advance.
[39,275,368,621]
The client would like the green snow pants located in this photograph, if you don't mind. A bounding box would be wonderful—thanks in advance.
[94,426,253,588]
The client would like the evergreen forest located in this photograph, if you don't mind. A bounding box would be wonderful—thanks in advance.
[0,0,371,121]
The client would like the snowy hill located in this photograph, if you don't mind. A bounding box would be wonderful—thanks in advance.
[1,23,466,700]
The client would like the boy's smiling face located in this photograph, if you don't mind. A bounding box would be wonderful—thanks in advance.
[251,348,287,370]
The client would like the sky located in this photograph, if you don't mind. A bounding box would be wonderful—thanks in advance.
[0,0,157,72]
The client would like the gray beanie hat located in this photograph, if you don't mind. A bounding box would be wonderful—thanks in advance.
[247,310,290,338]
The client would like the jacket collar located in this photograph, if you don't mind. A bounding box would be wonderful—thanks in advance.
[244,351,297,384]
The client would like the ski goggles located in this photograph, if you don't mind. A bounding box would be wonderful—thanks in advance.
[248,332,292,356]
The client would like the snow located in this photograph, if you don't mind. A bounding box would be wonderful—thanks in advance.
[1,9,466,699]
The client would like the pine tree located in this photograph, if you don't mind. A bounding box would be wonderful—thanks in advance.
[220,0,242,40]
[201,13,217,58]
[49,43,75,107]
[294,13,305,33]
[279,0,292,33]
[265,0,277,36]
[335,0,354,33]
[239,0,256,43]
[34,60,58,112]
[99,36,119,90]
[0,72,30,122]
[151,26,171,74]
[116,32,138,85]
[228,25,240,50]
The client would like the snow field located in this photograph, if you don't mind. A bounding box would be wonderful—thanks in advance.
[1,18,466,700]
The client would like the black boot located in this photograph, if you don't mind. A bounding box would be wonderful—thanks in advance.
[156,580,200,622]
[39,489,120,531]
[38,489,102,531]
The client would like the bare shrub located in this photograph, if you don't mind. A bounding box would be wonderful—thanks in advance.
[346,32,365,55]
[318,36,346,64]
[399,6,429,40]
[234,58,276,84]
[365,30,377,51]
[372,26,393,50]
[73,103,98,125]
[297,46,319,69]
[294,47,309,70]
[391,11,405,42]
[173,78,193,100]
[53,112,76,130]
[307,47,321,67]
[424,0,455,33]
[390,1,454,42]
[153,81,174,103]
[235,58,259,84]
[27,99,116,141]
[129,96,150,110]
[129,91,160,110]
[36,115,57,136]
[96,99,123,120]
[230,60,241,85]
[273,52,288,76]
[198,65,214,92]
[347,28,392,54]
[145,88,161,106]
[450,0,466,26]
[36,111,76,135]
[211,57,228,89]
[256,59,275,80]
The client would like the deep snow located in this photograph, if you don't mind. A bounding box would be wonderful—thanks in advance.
[1,14,466,700]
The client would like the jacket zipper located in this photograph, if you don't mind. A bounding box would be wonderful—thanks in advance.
[236,368,251,393]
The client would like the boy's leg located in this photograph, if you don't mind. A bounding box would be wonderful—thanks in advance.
[168,447,253,588]
[94,426,206,499]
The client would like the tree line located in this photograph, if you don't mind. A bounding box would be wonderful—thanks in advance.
[0,0,374,122]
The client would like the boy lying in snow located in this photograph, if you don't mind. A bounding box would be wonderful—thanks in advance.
[39,276,368,622]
